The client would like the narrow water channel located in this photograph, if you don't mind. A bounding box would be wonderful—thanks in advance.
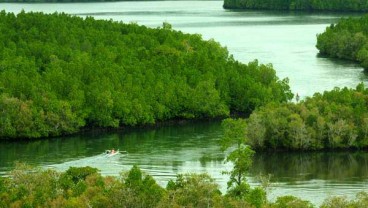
[1,121,368,205]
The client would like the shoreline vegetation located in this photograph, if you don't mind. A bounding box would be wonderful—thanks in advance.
[317,14,368,70]
[227,84,368,151]
[0,11,292,140]
[1,164,368,208]
[218,12,368,152]
[223,0,368,12]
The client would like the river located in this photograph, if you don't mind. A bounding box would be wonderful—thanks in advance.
[1,121,368,205]
[1,1,368,205]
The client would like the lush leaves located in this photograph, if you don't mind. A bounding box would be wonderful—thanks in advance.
[239,84,368,150]
[271,195,314,208]
[0,11,291,139]
[0,165,258,208]
[317,15,368,69]
[163,173,222,208]
[221,118,264,208]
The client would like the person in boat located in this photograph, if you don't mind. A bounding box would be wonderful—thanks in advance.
[296,93,300,103]
[111,148,115,154]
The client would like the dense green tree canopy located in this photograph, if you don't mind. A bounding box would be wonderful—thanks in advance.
[0,11,292,139]
[230,84,368,150]
[223,0,368,12]
[317,15,368,69]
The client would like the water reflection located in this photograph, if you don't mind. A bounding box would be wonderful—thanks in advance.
[252,152,368,182]
[251,151,368,205]
[2,121,368,205]
[0,120,225,176]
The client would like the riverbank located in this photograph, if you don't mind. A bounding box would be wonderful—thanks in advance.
[317,14,368,70]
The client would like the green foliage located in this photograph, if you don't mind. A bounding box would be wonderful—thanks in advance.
[120,165,165,208]
[317,15,368,69]
[223,0,368,11]
[59,166,98,198]
[271,195,315,208]
[221,118,248,151]
[0,11,291,139]
[4,164,368,207]
[246,187,267,208]
[5,163,62,207]
[64,166,99,184]
[242,84,368,150]
[320,192,368,208]
[221,118,268,207]
[222,119,255,197]
[320,196,351,208]
[225,147,254,197]
[161,173,222,208]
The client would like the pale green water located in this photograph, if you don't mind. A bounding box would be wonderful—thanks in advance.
[1,1,368,205]
[1,121,368,205]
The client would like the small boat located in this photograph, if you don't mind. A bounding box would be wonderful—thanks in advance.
[105,149,120,157]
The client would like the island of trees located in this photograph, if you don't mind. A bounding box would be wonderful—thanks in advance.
[317,14,368,69]
[226,83,368,150]
[217,13,368,151]
[223,0,368,12]
[0,11,292,140]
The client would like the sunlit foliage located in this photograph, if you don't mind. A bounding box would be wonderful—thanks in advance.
[225,84,368,150]
[0,11,291,139]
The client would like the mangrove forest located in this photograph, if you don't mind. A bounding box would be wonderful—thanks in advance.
[0,11,292,140]
[226,84,368,150]
[317,14,368,69]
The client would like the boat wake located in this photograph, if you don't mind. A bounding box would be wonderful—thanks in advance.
[46,151,128,176]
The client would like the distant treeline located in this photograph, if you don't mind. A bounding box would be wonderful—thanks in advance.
[317,15,368,69]
[240,84,368,150]
[0,11,292,139]
[223,0,368,12]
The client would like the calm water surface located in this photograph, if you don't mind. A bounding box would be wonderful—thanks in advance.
[1,121,368,205]
[1,1,368,205]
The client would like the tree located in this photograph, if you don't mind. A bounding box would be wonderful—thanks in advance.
[163,173,221,208]
[221,118,255,198]
[120,165,165,208]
